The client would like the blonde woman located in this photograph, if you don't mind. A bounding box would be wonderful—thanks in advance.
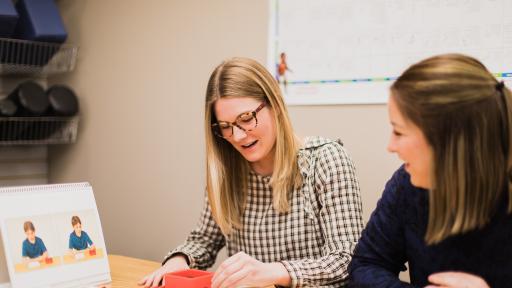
[139,57,364,287]
[349,54,512,287]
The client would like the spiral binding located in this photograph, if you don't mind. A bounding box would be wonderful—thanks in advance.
[0,182,90,194]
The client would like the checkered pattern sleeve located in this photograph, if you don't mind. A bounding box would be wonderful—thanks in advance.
[281,141,364,287]
[163,195,226,270]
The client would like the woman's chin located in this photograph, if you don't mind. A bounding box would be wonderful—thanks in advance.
[242,153,262,163]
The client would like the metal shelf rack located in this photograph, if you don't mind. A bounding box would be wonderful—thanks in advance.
[0,38,79,145]
[0,37,78,76]
[0,117,78,145]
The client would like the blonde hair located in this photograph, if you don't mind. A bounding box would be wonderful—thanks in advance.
[205,57,302,235]
[391,53,512,244]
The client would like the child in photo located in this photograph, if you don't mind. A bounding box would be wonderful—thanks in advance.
[22,221,48,262]
[68,216,94,252]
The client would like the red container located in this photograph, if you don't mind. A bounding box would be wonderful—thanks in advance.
[89,248,96,256]
[163,269,212,288]
[44,257,53,264]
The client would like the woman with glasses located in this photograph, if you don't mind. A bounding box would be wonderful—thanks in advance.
[349,54,512,287]
[139,57,364,288]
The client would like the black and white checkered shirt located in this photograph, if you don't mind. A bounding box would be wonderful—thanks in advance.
[165,137,364,287]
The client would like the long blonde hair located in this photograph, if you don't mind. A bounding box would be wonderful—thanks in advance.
[391,53,512,244]
[205,57,301,235]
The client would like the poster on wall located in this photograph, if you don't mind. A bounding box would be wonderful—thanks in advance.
[0,183,110,288]
[268,0,512,105]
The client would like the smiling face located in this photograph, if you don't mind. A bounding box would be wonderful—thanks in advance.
[214,97,277,174]
[387,95,433,189]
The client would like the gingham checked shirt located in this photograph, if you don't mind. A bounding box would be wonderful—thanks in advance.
[164,137,364,287]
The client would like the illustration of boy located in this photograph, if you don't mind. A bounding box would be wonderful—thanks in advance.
[22,221,48,262]
[68,216,94,252]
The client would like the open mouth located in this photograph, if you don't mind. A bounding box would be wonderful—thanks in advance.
[242,140,258,149]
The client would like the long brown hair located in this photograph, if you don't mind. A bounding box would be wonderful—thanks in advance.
[204,57,301,235]
[391,53,512,244]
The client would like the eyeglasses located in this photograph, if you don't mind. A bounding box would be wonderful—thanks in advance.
[211,102,266,138]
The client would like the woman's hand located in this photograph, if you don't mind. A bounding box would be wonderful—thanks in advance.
[138,255,189,287]
[212,252,290,288]
[425,272,489,288]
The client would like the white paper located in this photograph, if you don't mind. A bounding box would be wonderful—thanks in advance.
[0,183,111,288]
[27,262,40,269]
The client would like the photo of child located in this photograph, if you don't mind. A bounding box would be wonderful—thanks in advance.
[21,221,48,262]
[61,210,104,264]
[68,216,94,252]
[5,216,62,273]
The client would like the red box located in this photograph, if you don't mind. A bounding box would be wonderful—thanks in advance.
[89,248,96,256]
[163,269,212,288]
[44,257,53,264]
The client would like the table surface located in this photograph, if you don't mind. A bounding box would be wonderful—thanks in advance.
[109,254,160,288]
[108,254,275,288]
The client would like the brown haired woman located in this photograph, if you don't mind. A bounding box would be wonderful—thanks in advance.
[349,54,512,287]
[139,57,364,287]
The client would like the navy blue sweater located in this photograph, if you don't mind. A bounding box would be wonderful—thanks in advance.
[349,167,512,287]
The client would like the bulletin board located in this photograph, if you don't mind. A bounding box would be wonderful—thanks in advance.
[268,0,512,105]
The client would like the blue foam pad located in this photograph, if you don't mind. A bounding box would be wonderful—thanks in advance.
[0,0,18,37]
[14,0,67,43]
